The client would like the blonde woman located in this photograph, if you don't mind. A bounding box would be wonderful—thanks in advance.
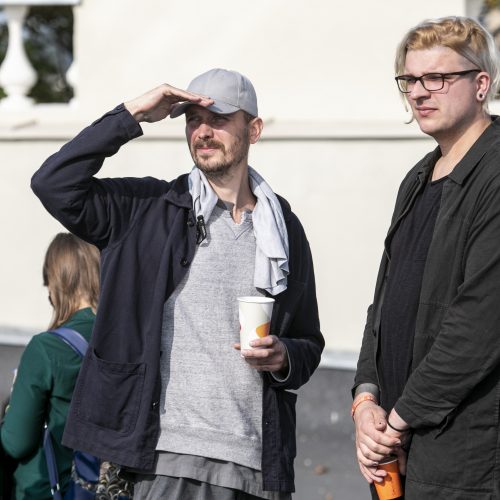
[1,233,99,499]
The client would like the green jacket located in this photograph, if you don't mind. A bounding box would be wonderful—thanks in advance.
[1,308,95,499]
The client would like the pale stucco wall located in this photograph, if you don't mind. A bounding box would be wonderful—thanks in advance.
[73,0,465,122]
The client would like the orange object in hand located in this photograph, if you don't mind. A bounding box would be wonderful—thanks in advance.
[374,457,403,500]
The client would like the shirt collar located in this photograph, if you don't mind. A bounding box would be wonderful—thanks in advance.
[447,115,499,185]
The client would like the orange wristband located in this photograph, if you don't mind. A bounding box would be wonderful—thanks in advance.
[351,394,378,419]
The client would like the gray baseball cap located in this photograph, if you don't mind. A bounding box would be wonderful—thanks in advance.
[170,68,258,119]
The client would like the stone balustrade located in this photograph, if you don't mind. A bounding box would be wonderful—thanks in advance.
[0,0,79,109]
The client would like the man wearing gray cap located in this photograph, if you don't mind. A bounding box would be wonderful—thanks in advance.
[31,69,324,499]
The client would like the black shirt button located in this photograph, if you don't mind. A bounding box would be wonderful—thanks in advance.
[187,219,195,227]
[152,401,159,410]
[181,258,189,267]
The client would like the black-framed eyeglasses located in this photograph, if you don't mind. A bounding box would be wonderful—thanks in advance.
[395,69,481,93]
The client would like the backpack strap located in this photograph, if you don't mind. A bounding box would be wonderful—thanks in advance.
[49,327,88,358]
[43,424,63,500]
[43,327,89,498]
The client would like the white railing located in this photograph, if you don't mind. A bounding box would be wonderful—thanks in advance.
[0,0,79,110]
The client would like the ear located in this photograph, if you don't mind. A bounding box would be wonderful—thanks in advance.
[476,71,491,101]
[248,117,264,144]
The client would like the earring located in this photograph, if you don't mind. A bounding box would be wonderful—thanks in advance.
[478,93,484,100]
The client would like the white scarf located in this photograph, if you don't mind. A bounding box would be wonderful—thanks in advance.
[188,166,289,295]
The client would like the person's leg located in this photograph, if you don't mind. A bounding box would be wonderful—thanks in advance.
[187,480,290,500]
[134,475,292,500]
[235,490,292,500]
[133,474,194,499]
[133,475,240,500]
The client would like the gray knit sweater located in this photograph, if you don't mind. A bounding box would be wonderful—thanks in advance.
[156,203,265,470]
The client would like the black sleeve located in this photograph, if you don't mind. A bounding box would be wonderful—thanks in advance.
[30,104,160,250]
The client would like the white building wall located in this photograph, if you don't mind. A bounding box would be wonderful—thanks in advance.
[75,0,466,122]
[1,0,480,361]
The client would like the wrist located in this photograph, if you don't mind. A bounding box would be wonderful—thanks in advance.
[124,101,145,122]
[388,409,410,432]
[353,383,379,401]
[387,419,407,433]
[351,393,378,420]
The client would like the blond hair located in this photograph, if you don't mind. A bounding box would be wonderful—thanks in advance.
[43,233,100,329]
[395,16,500,109]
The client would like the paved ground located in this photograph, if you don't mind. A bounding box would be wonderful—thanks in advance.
[0,345,368,500]
[294,367,368,500]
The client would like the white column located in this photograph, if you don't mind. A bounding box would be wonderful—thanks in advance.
[0,5,37,109]
[65,58,77,106]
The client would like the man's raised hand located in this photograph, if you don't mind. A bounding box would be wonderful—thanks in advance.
[124,84,213,123]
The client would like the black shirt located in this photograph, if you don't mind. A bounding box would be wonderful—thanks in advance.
[378,175,446,412]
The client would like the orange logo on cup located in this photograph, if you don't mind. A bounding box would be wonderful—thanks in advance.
[256,322,270,338]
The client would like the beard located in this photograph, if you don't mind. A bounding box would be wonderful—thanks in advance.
[190,129,250,180]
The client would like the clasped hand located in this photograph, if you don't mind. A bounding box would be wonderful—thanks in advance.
[354,402,409,484]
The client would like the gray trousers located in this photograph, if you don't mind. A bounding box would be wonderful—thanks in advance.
[134,475,292,500]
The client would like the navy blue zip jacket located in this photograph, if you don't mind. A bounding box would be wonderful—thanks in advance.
[31,104,324,493]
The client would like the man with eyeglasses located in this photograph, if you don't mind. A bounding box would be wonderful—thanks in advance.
[352,16,500,499]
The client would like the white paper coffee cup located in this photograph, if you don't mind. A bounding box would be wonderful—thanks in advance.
[238,296,275,350]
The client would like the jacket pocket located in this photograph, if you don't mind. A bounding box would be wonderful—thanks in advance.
[75,349,145,434]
